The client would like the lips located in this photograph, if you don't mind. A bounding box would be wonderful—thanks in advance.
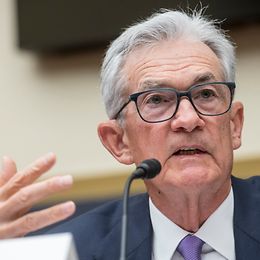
[173,147,207,156]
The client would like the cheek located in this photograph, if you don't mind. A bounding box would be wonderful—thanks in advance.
[207,117,234,173]
[215,118,233,149]
[125,121,169,163]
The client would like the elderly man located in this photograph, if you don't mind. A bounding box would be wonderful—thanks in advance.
[48,8,255,260]
[1,8,257,260]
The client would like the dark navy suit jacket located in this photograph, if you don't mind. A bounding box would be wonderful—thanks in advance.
[49,176,260,260]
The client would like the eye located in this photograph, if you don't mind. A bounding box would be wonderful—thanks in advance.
[146,94,164,104]
[138,90,177,108]
[199,89,216,99]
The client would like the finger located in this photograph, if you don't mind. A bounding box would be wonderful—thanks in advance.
[0,153,56,200]
[0,156,17,186]
[0,201,76,239]
[1,175,73,220]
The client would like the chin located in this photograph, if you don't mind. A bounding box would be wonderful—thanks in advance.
[168,167,214,186]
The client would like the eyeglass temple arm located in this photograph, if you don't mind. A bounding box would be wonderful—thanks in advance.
[113,99,131,119]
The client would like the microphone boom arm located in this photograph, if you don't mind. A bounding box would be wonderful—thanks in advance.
[119,159,161,260]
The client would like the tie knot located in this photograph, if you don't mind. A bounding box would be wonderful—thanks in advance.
[177,235,204,260]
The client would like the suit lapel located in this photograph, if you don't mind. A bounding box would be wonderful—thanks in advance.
[232,176,260,259]
[233,224,260,260]
[93,194,152,260]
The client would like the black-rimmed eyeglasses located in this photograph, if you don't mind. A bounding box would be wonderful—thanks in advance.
[113,82,236,123]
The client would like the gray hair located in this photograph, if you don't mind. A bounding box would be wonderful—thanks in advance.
[100,8,236,119]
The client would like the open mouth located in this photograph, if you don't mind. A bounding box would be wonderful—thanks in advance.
[174,148,206,156]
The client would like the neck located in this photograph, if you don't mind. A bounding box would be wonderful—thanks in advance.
[147,179,231,232]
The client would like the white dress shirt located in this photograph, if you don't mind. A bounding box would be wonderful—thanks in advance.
[150,189,235,260]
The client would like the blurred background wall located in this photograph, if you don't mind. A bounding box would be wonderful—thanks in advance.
[0,0,260,205]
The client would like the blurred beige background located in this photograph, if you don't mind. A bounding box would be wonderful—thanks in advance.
[0,1,260,200]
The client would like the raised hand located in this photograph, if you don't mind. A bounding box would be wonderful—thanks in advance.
[0,153,75,238]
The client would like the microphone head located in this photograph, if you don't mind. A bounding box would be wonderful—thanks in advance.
[136,158,161,179]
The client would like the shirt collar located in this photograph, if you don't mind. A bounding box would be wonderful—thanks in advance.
[196,188,235,259]
[149,188,234,260]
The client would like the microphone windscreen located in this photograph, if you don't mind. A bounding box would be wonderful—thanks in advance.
[137,159,161,179]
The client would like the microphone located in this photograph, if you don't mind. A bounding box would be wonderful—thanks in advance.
[119,159,161,260]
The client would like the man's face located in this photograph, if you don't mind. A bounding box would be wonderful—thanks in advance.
[101,39,243,196]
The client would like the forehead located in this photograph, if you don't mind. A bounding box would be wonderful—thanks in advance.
[122,39,224,92]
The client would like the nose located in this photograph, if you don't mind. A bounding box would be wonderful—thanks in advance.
[170,98,205,132]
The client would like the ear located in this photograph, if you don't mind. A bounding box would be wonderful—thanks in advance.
[230,101,244,150]
[97,120,134,165]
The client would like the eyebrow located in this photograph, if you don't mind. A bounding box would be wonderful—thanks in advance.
[138,80,165,91]
[192,73,217,85]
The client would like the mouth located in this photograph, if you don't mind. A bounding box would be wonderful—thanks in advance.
[173,147,207,156]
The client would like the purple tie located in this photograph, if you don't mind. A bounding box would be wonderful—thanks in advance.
[177,235,204,260]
